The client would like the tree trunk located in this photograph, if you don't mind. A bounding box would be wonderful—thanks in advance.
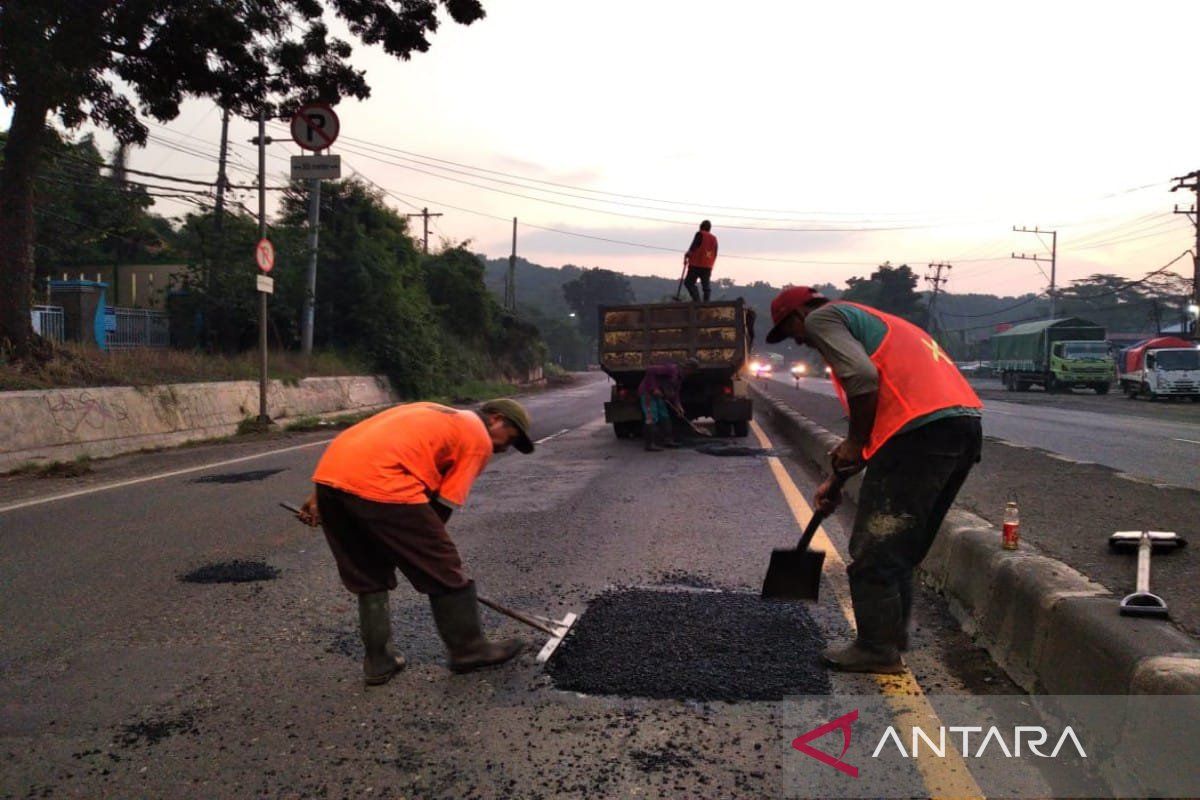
[0,97,49,356]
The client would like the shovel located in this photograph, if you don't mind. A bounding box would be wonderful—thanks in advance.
[761,473,846,602]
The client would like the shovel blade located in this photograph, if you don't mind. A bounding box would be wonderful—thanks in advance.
[761,547,826,602]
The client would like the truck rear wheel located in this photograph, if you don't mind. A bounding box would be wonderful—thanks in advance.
[732,420,749,437]
[613,420,642,439]
[714,421,733,437]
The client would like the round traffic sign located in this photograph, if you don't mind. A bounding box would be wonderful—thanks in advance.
[256,238,275,273]
[290,103,340,151]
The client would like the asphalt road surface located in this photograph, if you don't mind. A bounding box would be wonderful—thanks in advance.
[1,374,1113,798]
[769,373,1200,490]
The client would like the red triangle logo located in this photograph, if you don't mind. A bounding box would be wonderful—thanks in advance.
[792,709,859,778]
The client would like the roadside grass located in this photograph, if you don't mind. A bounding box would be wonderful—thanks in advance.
[7,455,94,479]
[0,343,369,391]
[429,379,516,405]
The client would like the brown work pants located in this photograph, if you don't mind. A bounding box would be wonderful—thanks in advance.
[315,484,469,596]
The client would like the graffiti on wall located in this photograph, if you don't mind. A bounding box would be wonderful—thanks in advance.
[45,391,130,434]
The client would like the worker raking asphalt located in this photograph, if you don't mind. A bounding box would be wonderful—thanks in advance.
[546,589,831,701]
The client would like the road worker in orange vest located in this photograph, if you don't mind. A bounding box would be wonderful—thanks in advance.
[296,399,535,685]
[683,220,718,302]
[766,287,984,674]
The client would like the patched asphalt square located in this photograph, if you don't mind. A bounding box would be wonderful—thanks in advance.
[547,588,830,701]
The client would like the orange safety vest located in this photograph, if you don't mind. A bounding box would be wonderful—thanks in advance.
[826,302,982,460]
[688,230,718,269]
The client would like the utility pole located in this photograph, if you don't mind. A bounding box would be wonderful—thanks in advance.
[504,217,517,312]
[1170,170,1200,340]
[214,106,231,228]
[1012,226,1058,319]
[250,110,273,425]
[301,152,321,355]
[404,207,444,254]
[925,261,952,338]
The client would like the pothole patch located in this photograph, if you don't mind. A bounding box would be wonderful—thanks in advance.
[115,711,198,748]
[192,468,286,484]
[179,559,280,584]
[693,444,775,457]
[547,588,830,701]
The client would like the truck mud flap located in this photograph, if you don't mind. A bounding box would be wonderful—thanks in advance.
[604,401,644,424]
[712,397,752,422]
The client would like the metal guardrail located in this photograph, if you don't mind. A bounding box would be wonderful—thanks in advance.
[31,304,65,343]
[105,307,170,349]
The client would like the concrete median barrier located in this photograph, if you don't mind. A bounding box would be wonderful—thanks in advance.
[0,375,395,471]
[750,382,1200,695]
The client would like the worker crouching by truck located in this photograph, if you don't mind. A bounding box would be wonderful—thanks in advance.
[765,287,983,674]
[639,358,699,451]
[297,399,535,685]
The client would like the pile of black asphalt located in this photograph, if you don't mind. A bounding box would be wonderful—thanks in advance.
[547,588,830,701]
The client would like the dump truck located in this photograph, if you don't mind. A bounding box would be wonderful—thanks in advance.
[600,299,754,437]
[1118,336,1200,400]
[992,317,1115,393]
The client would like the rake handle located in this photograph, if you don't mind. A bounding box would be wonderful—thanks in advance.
[478,595,558,636]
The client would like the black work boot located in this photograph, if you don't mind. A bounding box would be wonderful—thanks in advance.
[644,423,663,451]
[898,574,913,652]
[659,419,681,448]
[822,580,905,674]
[358,591,407,686]
[429,583,524,674]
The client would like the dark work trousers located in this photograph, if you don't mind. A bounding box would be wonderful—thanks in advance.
[847,415,983,648]
[316,484,470,596]
[684,267,712,302]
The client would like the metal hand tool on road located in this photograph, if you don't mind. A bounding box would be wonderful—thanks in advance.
[760,471,849,602]
[1109,530,1185,619]
[280,499,579,662]
[668,400,711,438]
[476,595,579,663]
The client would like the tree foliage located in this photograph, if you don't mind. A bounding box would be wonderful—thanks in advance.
[1,0,485,353]
[842,262,927,325]
[562,267,636,337]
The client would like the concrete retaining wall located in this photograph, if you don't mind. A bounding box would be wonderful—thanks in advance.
[0,376,396,471]
[750,382,1200,695]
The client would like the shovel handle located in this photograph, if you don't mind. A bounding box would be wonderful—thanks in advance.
[795,473,847,551]
[478,595,558,636]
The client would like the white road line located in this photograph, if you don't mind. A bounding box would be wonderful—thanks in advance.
[534,428,571,445]
[1173,437,1200,446]
[0,438,335,515]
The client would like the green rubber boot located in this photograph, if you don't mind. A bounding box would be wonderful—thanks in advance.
[822,581,905,674]
[429,583,524,674]
[358,591,406,686]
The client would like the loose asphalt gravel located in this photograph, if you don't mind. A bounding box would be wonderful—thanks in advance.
[547,588,831,701]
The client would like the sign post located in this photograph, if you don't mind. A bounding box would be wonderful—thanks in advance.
[290,103,340,355]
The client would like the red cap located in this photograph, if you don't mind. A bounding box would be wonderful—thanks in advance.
[766,286,826,343]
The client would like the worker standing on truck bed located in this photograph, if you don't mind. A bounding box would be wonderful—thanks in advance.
[638,358,699,451]
[765,287,983,674]
[296,399,535,685]
[683,220,718,303]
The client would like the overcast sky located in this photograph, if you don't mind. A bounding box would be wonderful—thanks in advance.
[9,0,1200,297]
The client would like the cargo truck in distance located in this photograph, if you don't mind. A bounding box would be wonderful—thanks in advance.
[600,300,754,438]
[1118,336,1200,400]
[993,317,1115,393]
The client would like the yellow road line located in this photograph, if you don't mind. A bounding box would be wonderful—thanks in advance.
[751,420,985,800]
